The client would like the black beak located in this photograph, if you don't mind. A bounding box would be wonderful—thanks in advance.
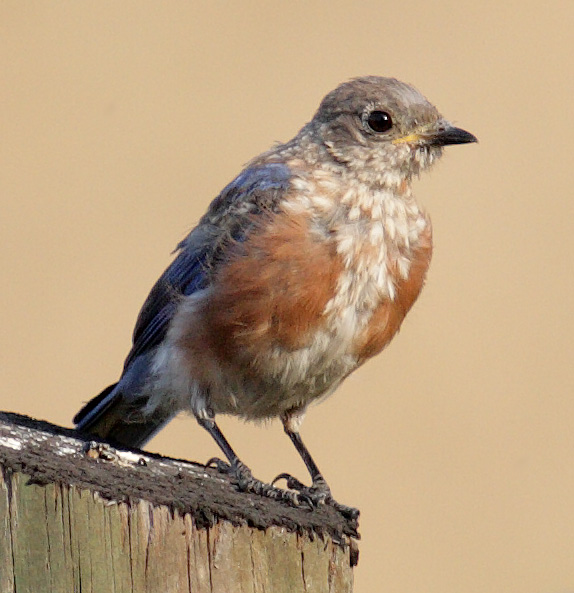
[430,125,477,146]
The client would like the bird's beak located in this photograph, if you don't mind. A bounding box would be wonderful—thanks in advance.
[427,124,477,146]
[394,123,477,146]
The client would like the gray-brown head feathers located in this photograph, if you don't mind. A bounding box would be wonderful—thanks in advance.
[303,76,476,187]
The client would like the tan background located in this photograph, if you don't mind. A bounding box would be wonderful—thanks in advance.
[2,2,574,591]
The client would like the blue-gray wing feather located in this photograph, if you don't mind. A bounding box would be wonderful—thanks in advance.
[125,163,291,368]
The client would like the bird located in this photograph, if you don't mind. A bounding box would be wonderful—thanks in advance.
[74,76,476,513]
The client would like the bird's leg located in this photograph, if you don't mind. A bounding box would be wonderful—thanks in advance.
[197,415,310,507]
[283,428,331,496]
[274,411,360,520]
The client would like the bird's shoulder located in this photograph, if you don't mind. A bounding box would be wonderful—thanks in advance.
[201,161,293,225]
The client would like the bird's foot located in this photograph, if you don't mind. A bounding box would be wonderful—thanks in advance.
[272,472,360,521]
[205,458,312,508]
[273,472,332,503]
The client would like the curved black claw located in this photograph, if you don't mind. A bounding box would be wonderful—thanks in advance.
[273,472,331,503]
[272,472,360,520]
[204,457,232,473]
[272,472,307,491]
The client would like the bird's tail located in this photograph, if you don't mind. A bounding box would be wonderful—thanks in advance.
[74,383,173,449]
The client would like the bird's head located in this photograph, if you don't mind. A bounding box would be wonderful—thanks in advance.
[311,76,477,188]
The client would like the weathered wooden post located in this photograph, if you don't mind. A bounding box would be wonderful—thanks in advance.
[0,412,358,592]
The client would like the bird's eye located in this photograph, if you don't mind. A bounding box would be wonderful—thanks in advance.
[366,110,393,133]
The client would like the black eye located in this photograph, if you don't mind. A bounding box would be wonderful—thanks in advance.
[366,110,393,133]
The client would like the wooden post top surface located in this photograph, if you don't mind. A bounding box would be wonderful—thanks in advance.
[0,411,359,544]
[0,411,359,592]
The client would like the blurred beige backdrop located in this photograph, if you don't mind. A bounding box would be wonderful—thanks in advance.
[2,2,574,592]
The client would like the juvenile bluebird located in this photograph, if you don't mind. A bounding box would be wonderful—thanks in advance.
[74,76,476,513]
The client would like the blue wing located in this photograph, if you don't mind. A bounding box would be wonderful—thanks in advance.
[123,243,209,368]
[124,162,292,369]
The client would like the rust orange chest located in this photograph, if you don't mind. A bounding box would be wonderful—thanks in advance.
[353,226,432,362]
